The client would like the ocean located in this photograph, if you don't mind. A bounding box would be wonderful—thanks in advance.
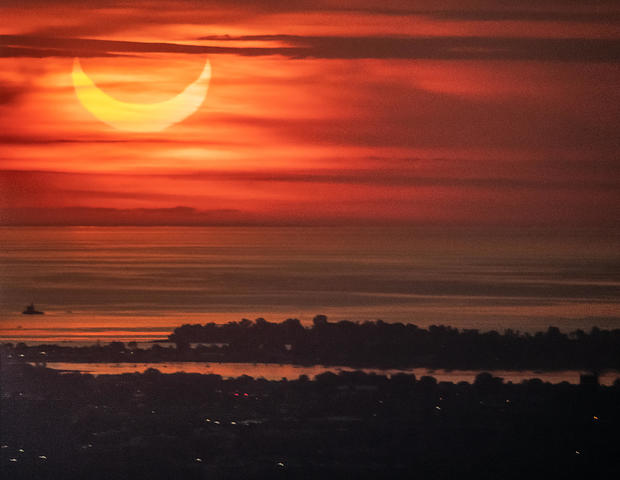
[1,226,619,344]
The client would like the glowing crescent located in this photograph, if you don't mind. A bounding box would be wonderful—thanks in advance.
[72,58,211,132]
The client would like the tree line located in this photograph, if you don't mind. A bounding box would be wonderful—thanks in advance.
[168,316,620,370]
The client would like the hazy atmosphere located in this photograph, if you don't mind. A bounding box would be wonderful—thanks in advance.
[1,2,619,479]
[1,0,619,227]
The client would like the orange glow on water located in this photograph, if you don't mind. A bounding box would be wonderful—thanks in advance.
[34,362,620,386]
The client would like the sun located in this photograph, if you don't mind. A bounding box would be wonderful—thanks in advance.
[72,58,211,132]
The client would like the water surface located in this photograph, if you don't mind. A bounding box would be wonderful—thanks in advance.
[39,361,620,385]
[2,226,619,342]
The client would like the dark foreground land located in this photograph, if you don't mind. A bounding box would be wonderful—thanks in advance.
[1,361,619,479]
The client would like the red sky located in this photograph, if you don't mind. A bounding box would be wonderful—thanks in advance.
[1,0,619,226]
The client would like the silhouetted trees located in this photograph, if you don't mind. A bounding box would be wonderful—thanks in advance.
[167,316,620,370]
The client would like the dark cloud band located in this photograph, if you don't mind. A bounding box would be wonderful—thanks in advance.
[2,34,619,62]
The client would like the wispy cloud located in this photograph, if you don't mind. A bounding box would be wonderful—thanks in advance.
[199,34,620,62]
[0,206,248,226]
[2,34,619,62]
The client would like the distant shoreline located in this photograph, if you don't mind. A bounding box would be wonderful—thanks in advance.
[3,318,619,371]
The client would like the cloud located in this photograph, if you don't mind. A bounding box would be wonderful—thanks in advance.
[0,135,132,145]
[424,9,620,23]
[0,206,248,226]
[0,84,24,105]
[0,35,222,57]
[2,34,619,62]
[8,0,620,17]
[2,167,618,194]
[2,166,618,227]
[201,34,620,62]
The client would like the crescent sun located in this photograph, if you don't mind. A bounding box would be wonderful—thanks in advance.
[72,58,211,132]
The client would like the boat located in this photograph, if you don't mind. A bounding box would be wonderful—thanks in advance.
[22,303,44,315]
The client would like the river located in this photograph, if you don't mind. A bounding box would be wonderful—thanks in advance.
[38,361,620,385]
